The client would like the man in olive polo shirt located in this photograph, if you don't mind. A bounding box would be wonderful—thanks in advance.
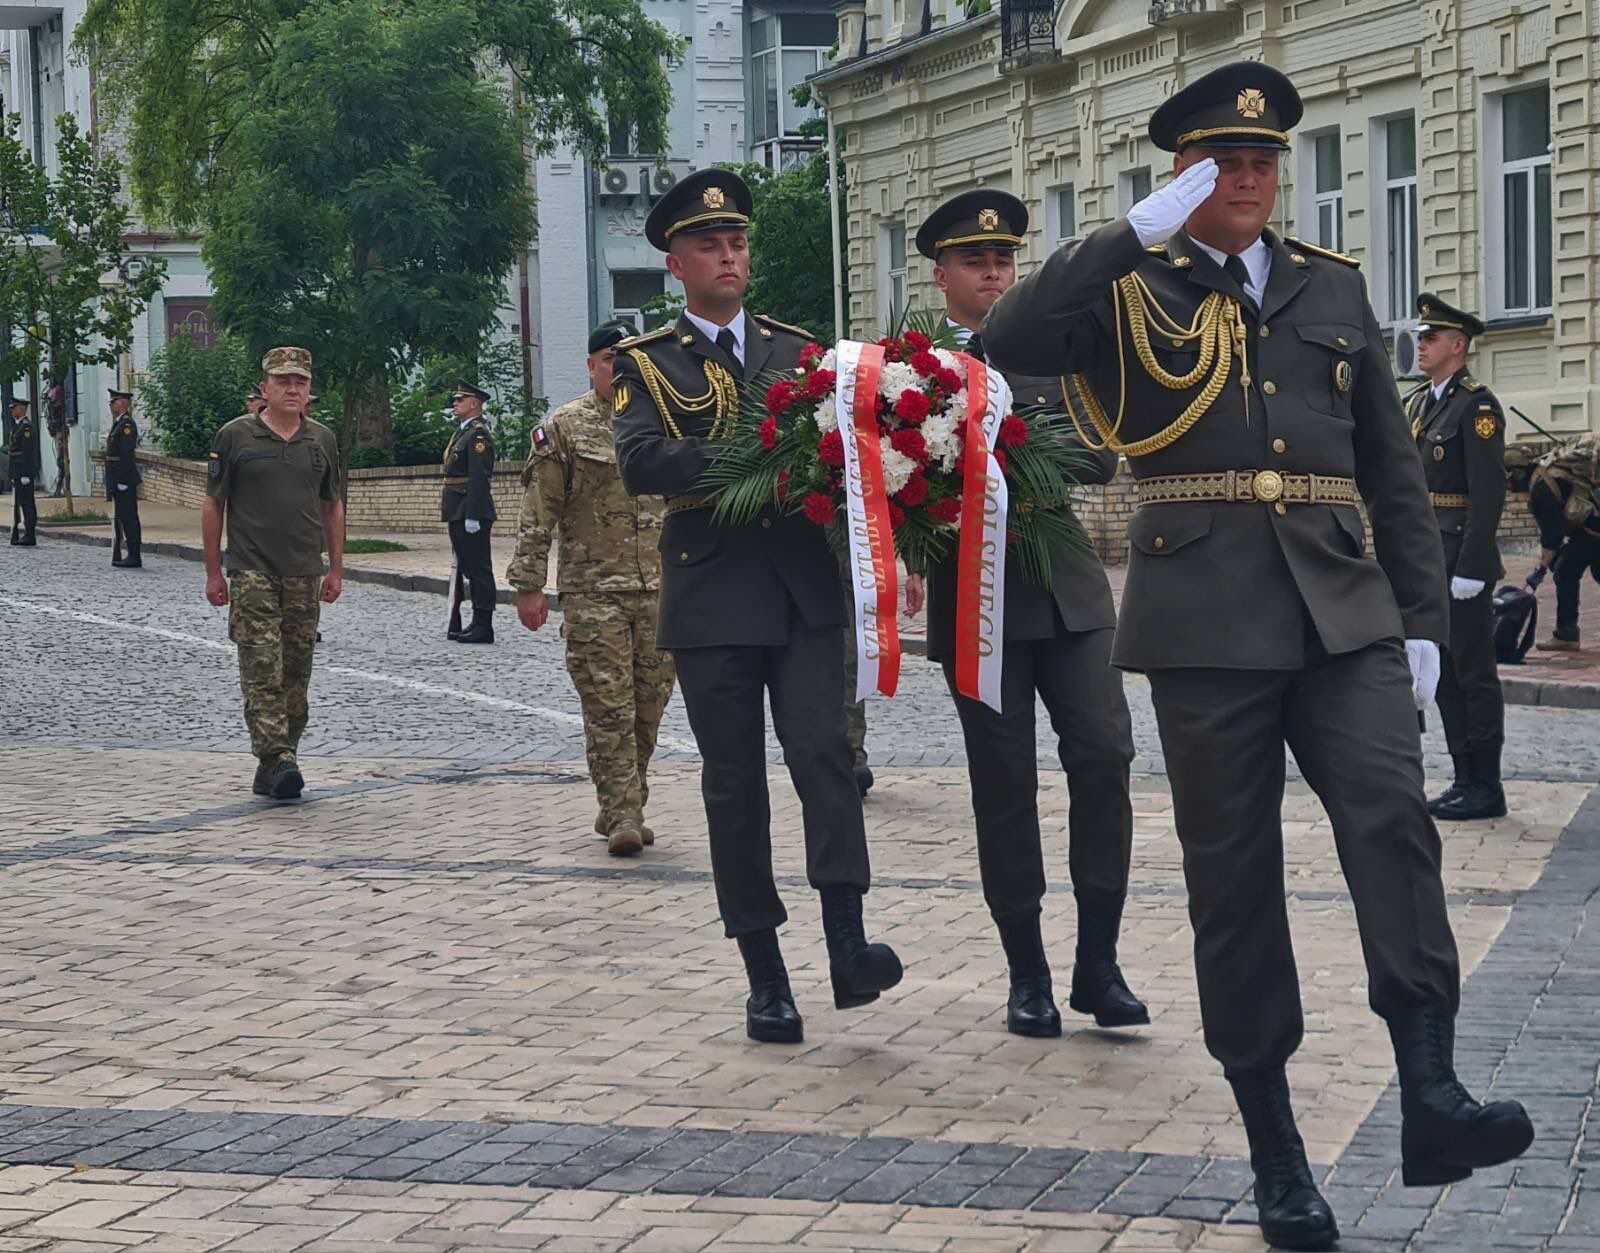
[202,346,345,800]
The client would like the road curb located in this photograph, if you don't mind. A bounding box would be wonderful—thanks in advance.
[1499,673,1600,710]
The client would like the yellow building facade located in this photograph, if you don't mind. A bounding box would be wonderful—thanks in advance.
[810,0,1597,433]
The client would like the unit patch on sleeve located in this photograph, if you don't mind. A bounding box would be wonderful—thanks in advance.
[1475,414,1498,440]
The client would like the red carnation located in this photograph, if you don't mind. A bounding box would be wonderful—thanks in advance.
[817,429,845,467]
[902,330,932,352]
[803,491,836,525]
[804,369,837,401]
[888,502,907,529]
[936,367,962,394]
[928,496,961,524]
[765,380,796,416]
[878,337,903,362]
[998,415,1029,448]
[893,389,932,425]
[799,342,825,368]
[759,417,779,450]
[890,427,929,465]
[909,350,941,377]
[776,469,791,500]
[895,470,929,507]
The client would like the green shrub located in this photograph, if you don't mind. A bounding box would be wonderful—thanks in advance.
[143,332,260,458]
[389,338,546,466]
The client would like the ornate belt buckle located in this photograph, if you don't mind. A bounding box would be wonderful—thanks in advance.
[1251,469,1285,503]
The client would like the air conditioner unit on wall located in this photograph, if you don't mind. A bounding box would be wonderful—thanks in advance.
[1389,322,1420,379]
[601,166,633,196]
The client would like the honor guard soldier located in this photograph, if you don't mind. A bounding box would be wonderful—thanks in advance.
[7,397,39,546]
[914,190,1145,1039]
[106,388,143,568]
[509,321,678,858]
[612,167,902,1044]
[983,62,1532,1250]
[1407,295,1508,821]
[441,382,499,644]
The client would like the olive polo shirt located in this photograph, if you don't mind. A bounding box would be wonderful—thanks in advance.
[206,413,341,578]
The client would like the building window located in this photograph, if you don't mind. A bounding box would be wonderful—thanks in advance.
[1380,115,1419,323]
[1117,168,1151,215]
[879,224,907,329]
[607,116,634,158]
[610,271,666,331]
[1310,130,1343,253]
[1046,182,1077,247]
[749,10,836,166]
[1491,84,1552,317]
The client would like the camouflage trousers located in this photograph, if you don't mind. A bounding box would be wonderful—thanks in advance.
[228,570,323,763]
[838,554,868,769]
[562,591,677,831]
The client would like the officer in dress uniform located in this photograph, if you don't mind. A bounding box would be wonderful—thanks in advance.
[7,397,39,546]
[912,190,1145,1039]
[612,167,902,1045]
[106,388,144,568]
[440,382,498,644]
[1405,295,1507,822]
[983,62,1532,1251]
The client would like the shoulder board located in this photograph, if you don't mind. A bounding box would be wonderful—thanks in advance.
[1144,244,1168,256]
[1460,375,1485,392]
[753,313,816,341]
[617,327,673,350]
[1284,237,1361,267]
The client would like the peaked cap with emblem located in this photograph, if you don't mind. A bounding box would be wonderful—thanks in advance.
[1415,292,1485,339]
[108,387,133,401]
[587,321,633,355]
[452,382,491,403]
[262,345,313,377]
[645,167,753,252]
[1149,60,1303,153]
[8,396,30,411]
[915,189,1028,260]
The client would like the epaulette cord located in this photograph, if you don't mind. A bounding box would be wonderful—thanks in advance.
[617,326,673,350]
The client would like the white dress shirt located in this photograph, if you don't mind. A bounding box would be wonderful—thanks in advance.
[1190,235,1272,308]
[683,308,748,366]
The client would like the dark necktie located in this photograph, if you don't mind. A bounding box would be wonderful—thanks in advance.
[1223,254,1257,312]
[715,328,743,379]
[965,333,985,363]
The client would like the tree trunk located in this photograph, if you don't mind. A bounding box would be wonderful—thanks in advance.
[348,365,393,460]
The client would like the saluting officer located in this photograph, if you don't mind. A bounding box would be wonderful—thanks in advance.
[7,397,39,547]
[983,62,1531,1250]
[913,190,1145,1039]
[440,382,498,644]
[612,168,902,1045]
[1407,295,1508,822]
[106,388,144,569]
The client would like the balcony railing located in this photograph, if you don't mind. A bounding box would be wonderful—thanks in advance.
[999,0,1058,69]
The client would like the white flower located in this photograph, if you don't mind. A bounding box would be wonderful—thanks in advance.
[879,441,916,495]
[933,348,966,381]
[877,360,920,403]
[819,348,838,374]
[815,396,839,434]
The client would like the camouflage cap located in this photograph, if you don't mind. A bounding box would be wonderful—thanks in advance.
[262,346,313,378]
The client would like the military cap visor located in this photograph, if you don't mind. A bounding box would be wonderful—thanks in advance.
[108,388,133,400]
[916,190,1029,260]
[645,168,753,252]
[1149,61,1302,153]
[1415,292,1485,339]
[7,398,29,410]
[588,322,632,355]
[451,383,491,403]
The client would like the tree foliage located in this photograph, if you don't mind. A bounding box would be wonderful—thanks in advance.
[142,331,261,458]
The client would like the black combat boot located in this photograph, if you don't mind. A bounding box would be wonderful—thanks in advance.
[1425,753,1472,816]
[854,764,874,797]
[1432,746,1506,821]
[737,929,803,1044]
[1388,1007,1534,1186]
[266,756,304,800]
[1230,1070,1339,1251]
[1068,895,1149,1027]
[457,615,495,644]
[252,759,273,796]
[997,912,1060,1038]
[820,886,903,1009]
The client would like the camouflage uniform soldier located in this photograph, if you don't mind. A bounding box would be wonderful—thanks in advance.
[203,347,345,800]
[508,322,675,858]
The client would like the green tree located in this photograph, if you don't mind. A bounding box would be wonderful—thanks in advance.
[0,113,165,509]
[743,149,841,340]
[142,331,261,458]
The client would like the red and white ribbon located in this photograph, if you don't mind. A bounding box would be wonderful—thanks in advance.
[835,339,901,701]
[953,355,1011,713]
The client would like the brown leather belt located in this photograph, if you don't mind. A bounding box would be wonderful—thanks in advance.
[443,476,468,485]
[1135,470,1358,507]
[666,495,709,515]
[1429,492,1469,509]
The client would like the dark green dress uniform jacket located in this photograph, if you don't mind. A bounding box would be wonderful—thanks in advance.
[8,417,41,479]
[439,419,497,523]
[925,370,1118,662]
[612,312,841,651]
[1407,369,1506,583]
[983,221,1448,671]
[105,415,142,499]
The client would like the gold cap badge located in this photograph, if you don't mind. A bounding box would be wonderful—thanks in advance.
[977,208,1000,231]
[703,186,726,209]
[1237,88,1266,120]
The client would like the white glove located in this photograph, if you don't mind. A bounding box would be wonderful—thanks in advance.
[1126,158,1220,248]
[116,483,129,492]
[1450,576,1485,601]
[464,519,481,535]
[1405,639,1441,711]
[18,477,30,486]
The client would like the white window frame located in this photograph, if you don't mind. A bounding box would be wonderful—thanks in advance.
[1485,84,1553,319]
[1303,128,1344,255]
[1045,182,1078,248]
[878,223,907,330]
[1117,168,1151,215]
[1373,113,1420,324]
[749,9,834,167]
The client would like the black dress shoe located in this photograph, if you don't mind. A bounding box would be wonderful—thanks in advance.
[447,628,462,641]
[267,758,305,800]
[1231,1070,1340,1251]
[1007,975,1062,1038]
[16,535,36,546]
[1389,1008,1534,1186]
[456,620,495,644]
[854,764,874,797]
[112,557,143,568]
[821,886,902,1009]
[1426,753,1472,816]
[1068,896,1150,1027]
[737,930,803,1044]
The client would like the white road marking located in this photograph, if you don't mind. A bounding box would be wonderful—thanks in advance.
[0,594,701,756]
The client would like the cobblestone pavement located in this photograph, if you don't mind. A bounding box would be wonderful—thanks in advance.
[3,543,1599,1250]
